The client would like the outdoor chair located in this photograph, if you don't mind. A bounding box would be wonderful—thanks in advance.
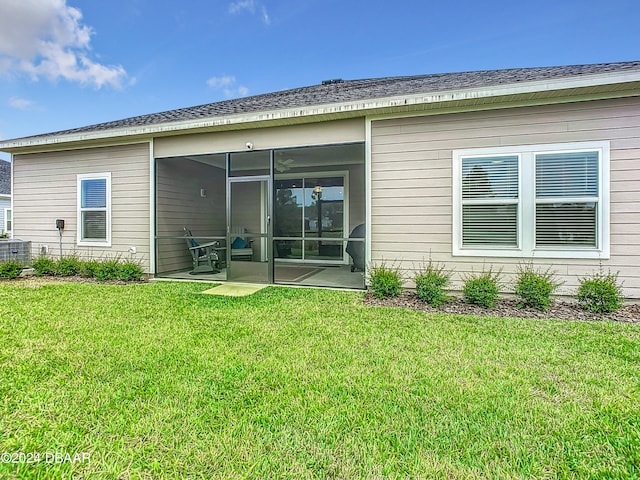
[345,223,365,272]
[230,227,254,261]
[184,227,221,274]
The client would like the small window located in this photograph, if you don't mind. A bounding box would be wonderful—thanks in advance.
[4,208,11,236]
[453,142,609,259]
[77,173,111,246]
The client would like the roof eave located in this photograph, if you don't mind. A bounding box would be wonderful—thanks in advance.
[2,69,640,152]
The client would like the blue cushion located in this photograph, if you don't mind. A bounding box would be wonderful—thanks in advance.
[231,237,248,249]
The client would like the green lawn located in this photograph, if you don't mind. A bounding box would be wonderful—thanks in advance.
[0,281,638,479]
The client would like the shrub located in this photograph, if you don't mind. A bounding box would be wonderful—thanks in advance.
[463,268,501,308]
[117,261,145,282]
[79,260,100,278]
[514,263,561,311]
[94,258,122,282]
[577,270,624,314]
[32,256,56,276]
[368,261,403,298]
[0,260,23,279]
[414,260,450,307]
[54,255,82,277]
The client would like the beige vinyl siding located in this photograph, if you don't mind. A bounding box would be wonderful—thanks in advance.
[154,118,365,158]
[13,143,151,270]
[370,97,640,298]
[156,158,226,274]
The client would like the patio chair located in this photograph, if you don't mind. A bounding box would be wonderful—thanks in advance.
[345,223,365,272]
[230,227,254,261]
[184,227,220,274]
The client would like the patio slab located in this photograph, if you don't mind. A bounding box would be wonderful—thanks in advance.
[201,283,267,297]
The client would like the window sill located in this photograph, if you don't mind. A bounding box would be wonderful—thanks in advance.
[453,246,609,260]
[77,241,112,248]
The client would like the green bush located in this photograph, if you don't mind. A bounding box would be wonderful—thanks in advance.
[514,263,561,311]
[79,260,100,278]
[463,268,501,308]
[117,261,145,282]
[32,256,56,276]
[94,258,122,282]
[577,270,624,314]
[0,260,23,279]
[368,261,403,298]
[414,260,450,307]
[54,255,82,276]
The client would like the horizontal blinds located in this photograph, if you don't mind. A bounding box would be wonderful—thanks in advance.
[462,156,518,199]
[535,151,599,247]
[461,156,518,247]
[535,203,596,246]
[462,204,518,246]
[536,151,598,198]
[81,211,107,240]
[81,179,107,208]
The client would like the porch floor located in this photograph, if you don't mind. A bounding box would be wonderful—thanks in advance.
[158,263,365,289]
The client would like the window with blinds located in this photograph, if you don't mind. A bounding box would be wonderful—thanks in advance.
[535,151,599,247]
[453,142,609,259]
[77,173,111,245]
[461,156,519,246]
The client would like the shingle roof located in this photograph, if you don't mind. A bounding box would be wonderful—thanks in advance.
[11,61,640,141]
[0,160,10,195]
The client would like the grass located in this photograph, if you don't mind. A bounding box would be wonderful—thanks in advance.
[0,280,638,479]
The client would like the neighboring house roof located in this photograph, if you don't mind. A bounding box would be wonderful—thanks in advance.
[0,161,10,196]
[2,60,640,150]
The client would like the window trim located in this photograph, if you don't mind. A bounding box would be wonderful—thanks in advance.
[77,172,112,247]
[453,141,610,259]
[3,207,11,237]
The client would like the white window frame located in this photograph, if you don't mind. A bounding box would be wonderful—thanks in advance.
[3,208,11,237]
[453,141,610,259]
[77,173,111,247]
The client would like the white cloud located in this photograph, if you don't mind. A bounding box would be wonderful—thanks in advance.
[228,0,271,25]
[229,0,255,14]
[207,75,249,98]
[0,0,127,88]
[261,6,271,25]
[206,75,236,88]
[8,97,38,111]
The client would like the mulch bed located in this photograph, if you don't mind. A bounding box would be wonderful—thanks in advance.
[363,290,640,323]
[2,275,148,286]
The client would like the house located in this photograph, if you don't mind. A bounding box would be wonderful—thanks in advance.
[1,61,639,296]
[0,160,11,237]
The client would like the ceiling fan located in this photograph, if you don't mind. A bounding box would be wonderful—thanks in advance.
[275,157,295,173]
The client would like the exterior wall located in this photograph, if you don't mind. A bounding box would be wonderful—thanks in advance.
[12,143,151,270]
[156,158,225,273]
[154,118,365,158]
[0,197,9,236]
[370,97,640,298]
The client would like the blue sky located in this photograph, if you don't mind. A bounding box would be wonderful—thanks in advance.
[1,0,639,161]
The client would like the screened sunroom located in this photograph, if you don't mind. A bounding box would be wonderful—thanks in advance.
[155,142,366,289]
